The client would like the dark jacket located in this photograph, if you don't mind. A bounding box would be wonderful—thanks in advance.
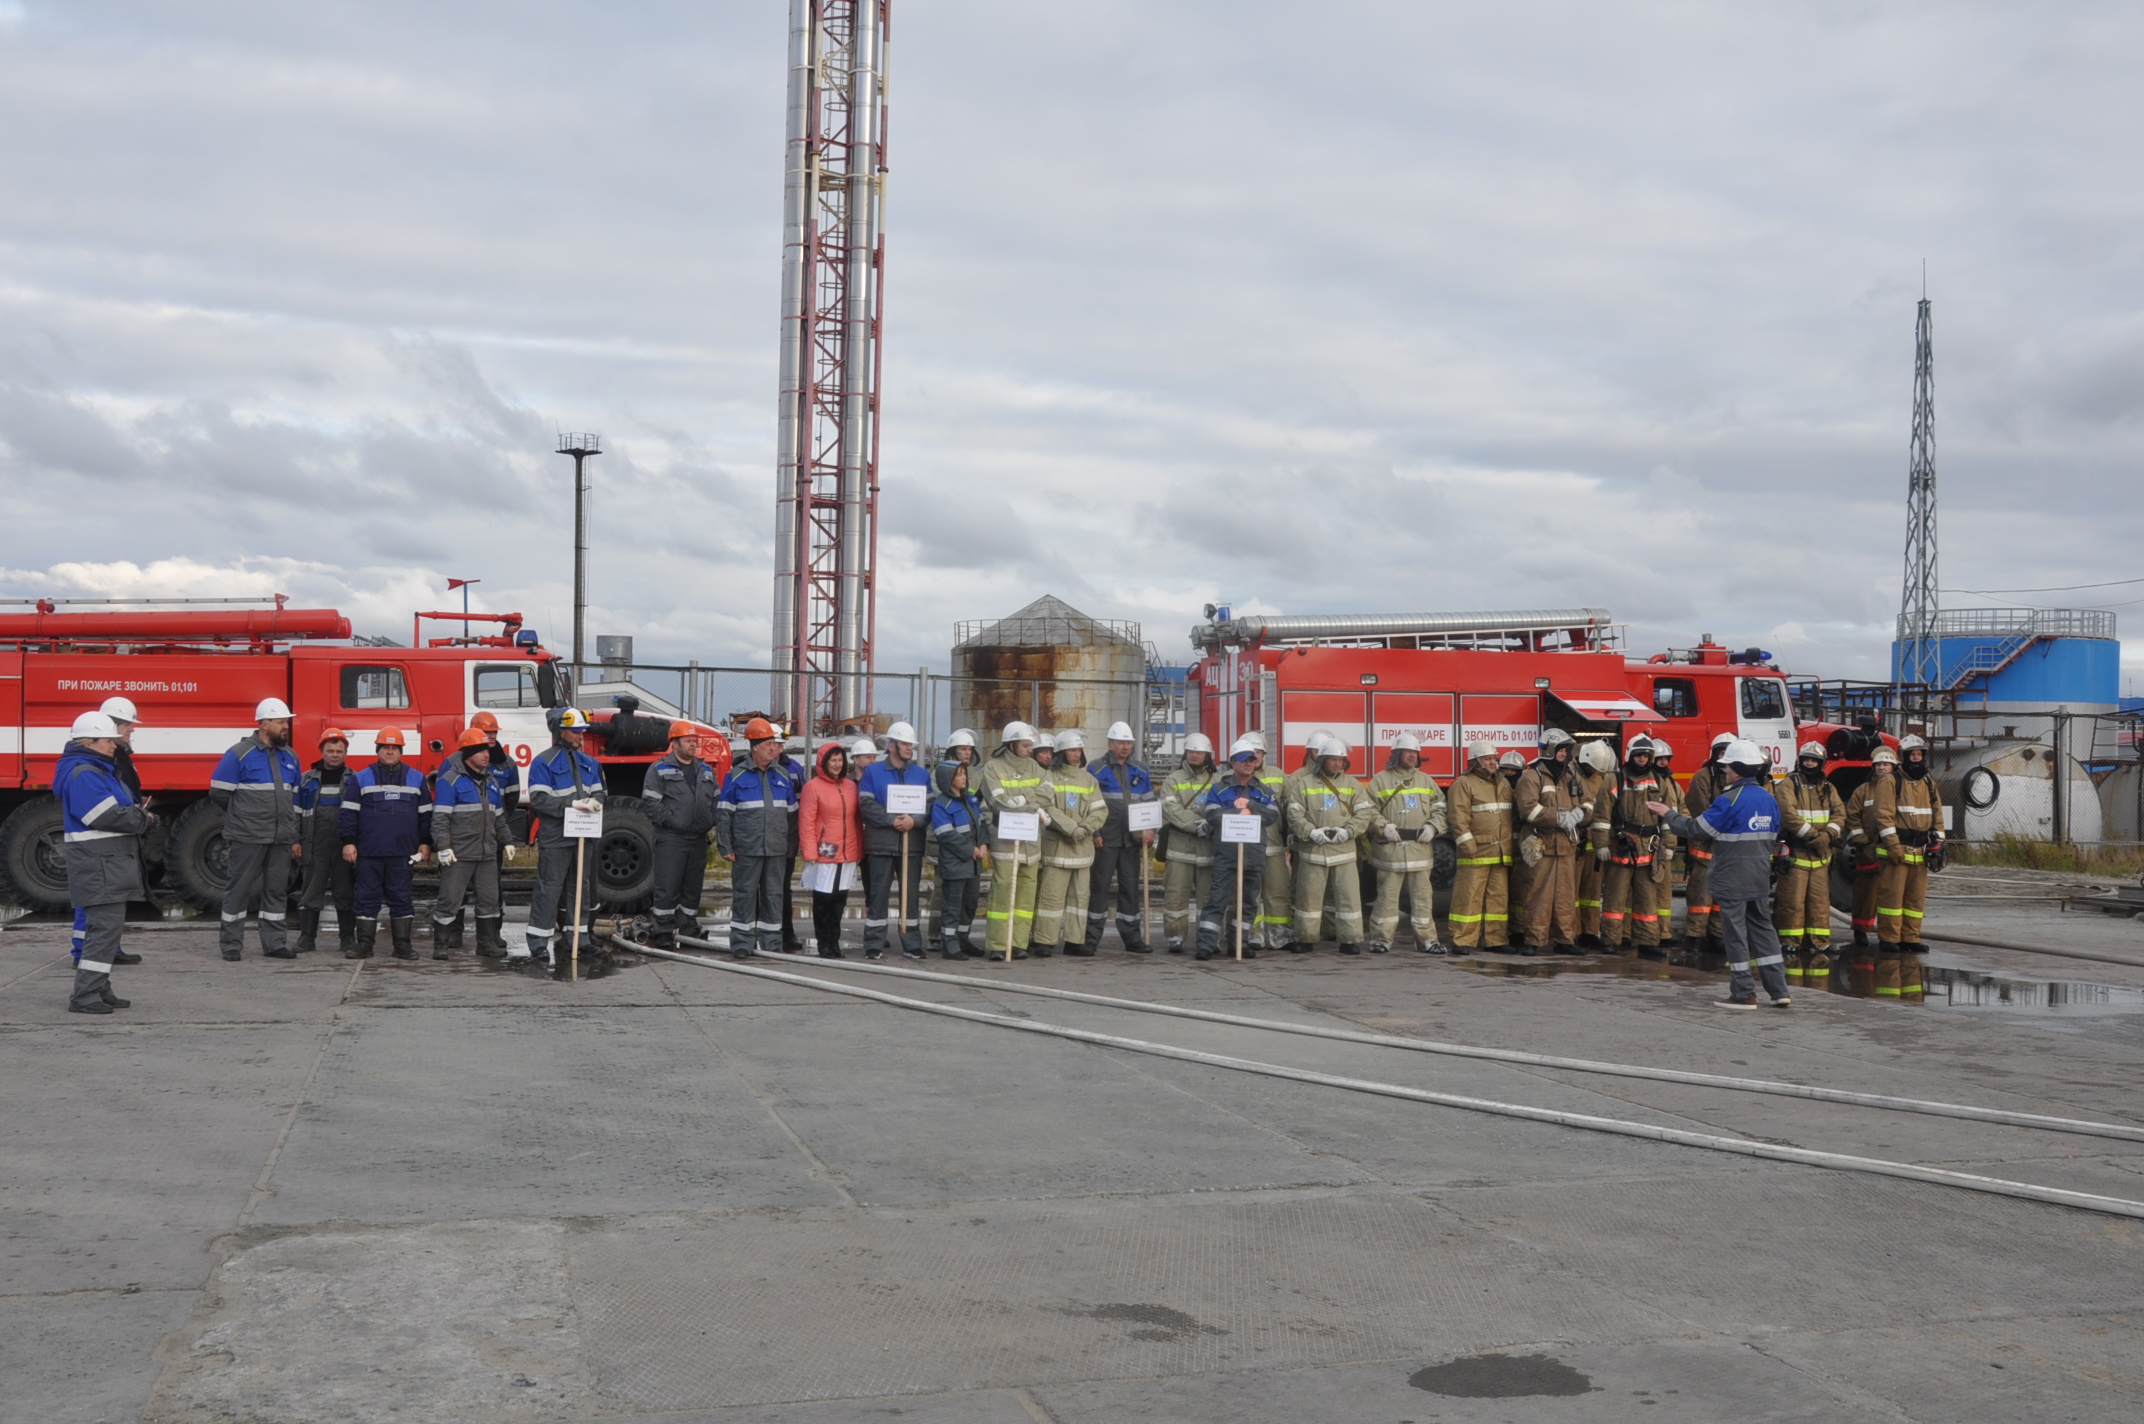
[931,761,983,881]
[642,751,722,840]
[338,761,432,859]
[56,741,152,907]
[717,759,800,859]
[432,756,504,860]
[296,760,352,853]
[1664,778,1782,903]
[1092,755,1157,847]
[210,735,302,844]
[858,757,933,858]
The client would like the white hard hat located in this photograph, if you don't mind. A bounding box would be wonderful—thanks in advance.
[1183,732,1215,756]
[1391,732,1422,752]
[1002,721,1036,745]
[946,728,977,749]
[850,736,879,756]
[1579,741,1615,773]
[256,697,293,720]
[71,711,121,740]
[1228,735,1261,760]
[1034,732,1057,751]
[1467,740,1500,763]
[883,721,917,746]
[1106,721,1136,742]
[1304,731,1333,756]
[1723,738,1766,767]
[1710,732,1735,751]
[1054,728,1085,750]
[99,696,141,725]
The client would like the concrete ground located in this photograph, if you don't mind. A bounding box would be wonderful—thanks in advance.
[5,880,2144,1424]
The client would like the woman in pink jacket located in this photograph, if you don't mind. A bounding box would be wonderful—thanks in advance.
[797,741,862,957]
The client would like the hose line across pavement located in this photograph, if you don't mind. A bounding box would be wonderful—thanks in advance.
[667,937,2144,1146]
[631,938,2144,1223]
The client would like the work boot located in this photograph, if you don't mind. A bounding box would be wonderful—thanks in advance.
[1031,942,1055,958]
[941,934,966,961]
[1338,942,1362,956]
[1852,929,1871,950]
[1166,938,1184,955]
[99,985,131,1008]
[1195,947,1214,961]
[1368,942,1390,955]
[475,917,506,958]
[68,999,115,1015]
[113,949,142,965]
[1904,940,1928,955]
[1123,940,1153,955]
[1577,933,1601,951]
[434,911,464,958]
[349,921,377,960]
[264,943,297,959]
[336,913,356,957]
[390,916,417,960]
[678,918,704,944]
[648,924,677,950]
[1636,940,1665,960]
[1555,942,1584,956]
[295,907,321,954]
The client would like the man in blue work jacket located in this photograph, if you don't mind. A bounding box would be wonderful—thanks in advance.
[522,706,605,970]
[1088,721,1158,954]
[58,711,154,1014]
[210,697,304,962]
[1650,738,1792,1009]
[858,721,932,960]
[1196,738,1281,961]
[338,726,432,960]
[717,719,798,958]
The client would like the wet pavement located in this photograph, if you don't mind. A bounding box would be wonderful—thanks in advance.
[5,898,2144,1423]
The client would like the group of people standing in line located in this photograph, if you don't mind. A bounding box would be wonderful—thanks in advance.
[53,692,1944,1015]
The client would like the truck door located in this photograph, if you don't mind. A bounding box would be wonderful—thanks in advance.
[1281,691,1368,774]
[1372,692,1455,779]
[1460,694,1539,761]
[1737,676,1796,770]
[0,649,21,788]
[471,661,547,795]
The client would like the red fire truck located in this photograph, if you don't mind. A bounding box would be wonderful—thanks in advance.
[1190,607,1800,776]
[0,602,730,915]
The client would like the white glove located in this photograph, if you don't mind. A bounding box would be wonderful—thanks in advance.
[572,797,601,814]
[1003,795,1028,809]
[1555,808,1585,833]
[1595,844,1610,862]
[1322,826,1349,844]
[1381,824,1402,842]
[436,848,457,866]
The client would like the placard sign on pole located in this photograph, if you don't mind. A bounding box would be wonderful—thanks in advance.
[1127,801,1164,833]
[997,811,1042,843]
[562,805,601,983]
[1128,801,1162,944]
[885,784,929,816]
[563,806,605,840]
[1219,814,1263,844]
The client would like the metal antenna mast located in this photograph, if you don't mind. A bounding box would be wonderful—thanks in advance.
[558,433,603,689]
[772,0,889,732]
[1895,296,1940,704]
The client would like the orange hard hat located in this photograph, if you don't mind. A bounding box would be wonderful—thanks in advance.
[319,727,350,747]
[743,717,779,743]
[469,711,500,733]
[374,727,406,748]
[669,720,697,741]
[457,728,491,750]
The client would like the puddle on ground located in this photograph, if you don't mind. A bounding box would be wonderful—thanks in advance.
[1452,948,2144,1016]
[1409,1352,1594,1398]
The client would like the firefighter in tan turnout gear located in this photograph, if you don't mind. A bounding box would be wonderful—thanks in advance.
[1514,728,1591,955]
[1680,732,1735,951]
[1574,741,1617,948]
[1286,737,1374,954]
[1444,742,1513,950]
[1842,748,1892,952]
[1159,733,1222,952]
[1031,730,1107,956]
[1366,733,1448,954]
[1601,735,1676,955]
[1875,733,1943,1001]
[980,722,1047,960]
[1772,740,1848,989]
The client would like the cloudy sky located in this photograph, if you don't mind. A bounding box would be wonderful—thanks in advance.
[3,1,2141,695]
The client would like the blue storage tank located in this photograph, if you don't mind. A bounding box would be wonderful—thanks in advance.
[1890,608,2118,712]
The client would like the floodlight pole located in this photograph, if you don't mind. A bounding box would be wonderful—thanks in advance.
[558,433,603,688]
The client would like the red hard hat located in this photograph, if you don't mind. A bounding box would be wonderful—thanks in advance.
[469,711,501,733]
[743,717,779,743]
[457,728,490,750]
[375,727,406,748]
[669,720,698,741]
[319,727,350,747]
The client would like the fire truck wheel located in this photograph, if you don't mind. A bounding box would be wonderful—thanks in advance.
[594,798,656,912]
[166,799,233,914]
[0,796,73,914]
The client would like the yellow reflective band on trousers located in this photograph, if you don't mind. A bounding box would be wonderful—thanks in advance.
[1458,854,1507,867]
[1791,857,1827,870]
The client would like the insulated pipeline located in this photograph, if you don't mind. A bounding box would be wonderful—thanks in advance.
[634,941,2144,1222]
[666,945,2144,1146]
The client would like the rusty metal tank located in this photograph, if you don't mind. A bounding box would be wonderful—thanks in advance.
[952,595,1149,755]
[1933,739,2103,842]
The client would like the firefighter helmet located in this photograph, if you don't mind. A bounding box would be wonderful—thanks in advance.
[1540,727,1576,751]
[1467,741,1501,764]
[945,727,977,749]
[1054,728,1085,750]
[1871,745,1899,765]
[1797,740,1827,762]
[1499,751,1527,770]
[1391,732,1422,752]
[1001,720,1037,745]
[1898,734,1928,753]
[1183,732,1215,758]
[1579,741,1615,773]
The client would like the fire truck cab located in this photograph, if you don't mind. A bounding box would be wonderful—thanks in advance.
[0,603,729,916]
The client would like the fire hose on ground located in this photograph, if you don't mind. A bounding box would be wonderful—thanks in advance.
[626,936,2144,1223]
